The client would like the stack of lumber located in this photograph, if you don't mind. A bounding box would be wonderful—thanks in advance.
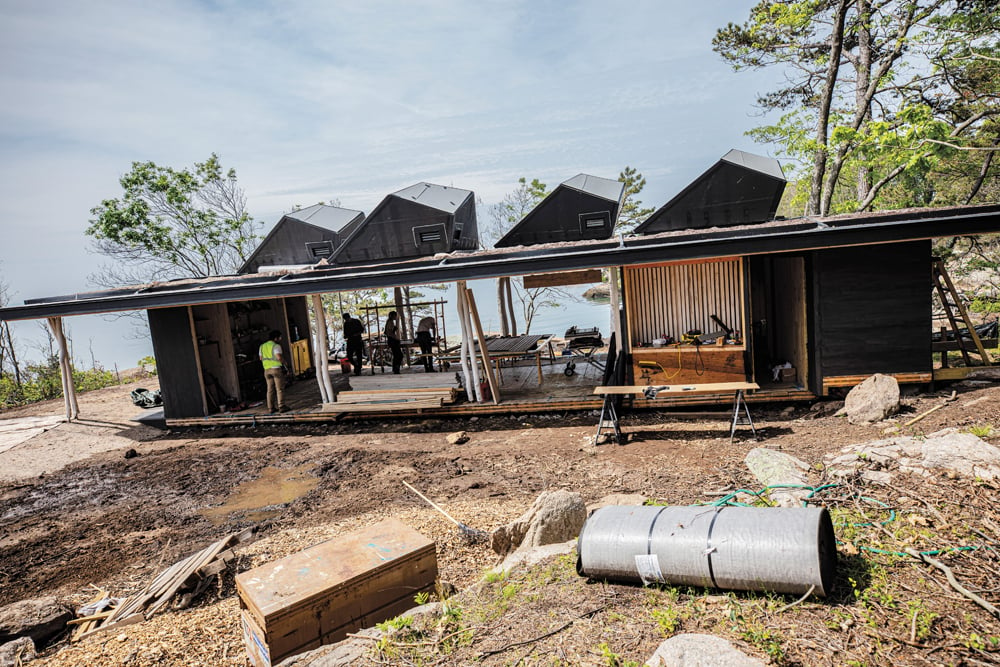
[322,387,458,413]
[71,529,254,641]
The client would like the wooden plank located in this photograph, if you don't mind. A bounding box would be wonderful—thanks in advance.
[333,395,449,406]
[320,397,443,412]
[632,347,746,384]
[933,338,999,352]
[466,289,501,404]
[822,372,932,394]
[336,389,455,403]
[68,610,114,625]
[595,382,759,396]
[523,269,603,289]
[933,367,974,381]
[146,534,237,617]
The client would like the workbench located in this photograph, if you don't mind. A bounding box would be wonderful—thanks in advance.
[593,381,760,444]
[442,334,555,386]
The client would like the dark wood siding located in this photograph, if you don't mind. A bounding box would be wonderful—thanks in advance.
[812,241,931,382]
[148,306,205,419]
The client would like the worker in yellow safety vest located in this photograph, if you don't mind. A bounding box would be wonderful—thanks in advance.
[259,330,290,414]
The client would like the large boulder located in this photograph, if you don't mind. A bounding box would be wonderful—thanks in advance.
[646,634,765,666]
[844,374,900,424]
[0,598,72,647]
[490,490,587,557]
[826,428,1000,482]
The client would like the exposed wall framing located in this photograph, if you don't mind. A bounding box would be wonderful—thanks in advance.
[624,258,744,346]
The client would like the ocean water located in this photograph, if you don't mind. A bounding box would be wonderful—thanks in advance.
[440,278,611,341]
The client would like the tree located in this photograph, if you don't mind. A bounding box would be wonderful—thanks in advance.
[87,154,263,285]
[0,271,23,388]
[481,177,548,249]
[485,177,574,335]
[615,167,655,233]
[714,0,1000,216]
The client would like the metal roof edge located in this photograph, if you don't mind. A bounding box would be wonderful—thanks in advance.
[3,206,999,322]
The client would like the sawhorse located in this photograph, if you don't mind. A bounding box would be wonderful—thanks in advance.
[594,381,761,444]
[595,394,624,445]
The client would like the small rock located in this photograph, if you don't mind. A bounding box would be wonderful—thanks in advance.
[744,448,811,507]
[0,637,36,666]
[492,541,577,576]
[117,633,129,642]
[0,597,73,647]
[645,634,765,666]
[844,374,900,425]
[124,448,139,459]
[586,493,648,514]
[861,470,893,485]
[446,431,469,445]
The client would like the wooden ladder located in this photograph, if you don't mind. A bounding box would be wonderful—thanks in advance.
[932,259,993,366]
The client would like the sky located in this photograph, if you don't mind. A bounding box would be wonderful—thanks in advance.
[0,0,784,370]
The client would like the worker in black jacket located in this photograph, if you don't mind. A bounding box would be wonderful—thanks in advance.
[342,312,365,376]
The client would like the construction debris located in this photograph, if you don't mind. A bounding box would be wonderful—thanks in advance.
[321,387,459,413]
[71,529,254,641]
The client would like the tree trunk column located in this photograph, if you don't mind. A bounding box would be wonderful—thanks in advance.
[46,316,78,421]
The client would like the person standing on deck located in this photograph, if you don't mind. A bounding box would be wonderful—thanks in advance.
[415,315,437,372]
[259,330,290,413]
[342,312,365,376]
[384,311,404,374]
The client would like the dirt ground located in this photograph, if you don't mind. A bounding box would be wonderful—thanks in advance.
[2,377,1000,665]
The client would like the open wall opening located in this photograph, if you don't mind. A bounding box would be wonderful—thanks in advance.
[748,255,808,389]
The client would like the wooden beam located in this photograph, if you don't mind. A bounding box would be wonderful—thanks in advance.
[933,367,974,381]
[822,372,932,394]
[523,269,603,289]
[465,289,501,404]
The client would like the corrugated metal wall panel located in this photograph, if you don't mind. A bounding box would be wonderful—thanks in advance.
[625,258,743,345]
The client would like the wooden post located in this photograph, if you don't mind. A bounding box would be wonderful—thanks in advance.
[465,289,501,404]
[609,267,624,354]
[504,277,518,336]
[497,279,510,336]
[310,295,334,403]
[47,317,78,421]
[455,282,478,401]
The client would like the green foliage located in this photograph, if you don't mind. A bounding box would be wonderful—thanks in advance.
[726,595,786,663]
[137,355,158,375]
[597,642,641,667]
[413,591,430,605]
[906,599,938,641]
[616,166,655,233]
[966,423,994,438]
[87,153,262,282]
[716,1,1000,215]
[0,356,121,408]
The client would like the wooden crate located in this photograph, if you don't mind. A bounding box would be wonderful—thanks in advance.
[236,519,437,667]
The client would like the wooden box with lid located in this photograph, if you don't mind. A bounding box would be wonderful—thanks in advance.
[236,518,437,667]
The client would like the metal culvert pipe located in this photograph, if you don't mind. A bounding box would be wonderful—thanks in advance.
[577,505,836,596]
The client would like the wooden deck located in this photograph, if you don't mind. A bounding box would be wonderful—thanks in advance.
[161,347,822,427]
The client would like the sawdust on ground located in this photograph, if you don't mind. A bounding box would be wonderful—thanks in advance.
[2,377,1000,665]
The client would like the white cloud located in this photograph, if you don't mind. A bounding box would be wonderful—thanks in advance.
[0,0,783,367]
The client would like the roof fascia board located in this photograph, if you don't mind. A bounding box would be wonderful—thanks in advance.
[3,209,999,322]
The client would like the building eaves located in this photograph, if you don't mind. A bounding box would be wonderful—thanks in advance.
[3,204,999,322]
